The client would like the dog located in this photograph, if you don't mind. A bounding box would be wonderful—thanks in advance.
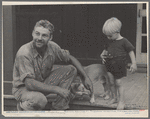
[71,82,95,103]
[71,64,111,103]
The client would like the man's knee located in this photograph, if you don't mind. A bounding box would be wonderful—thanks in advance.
[20,92,48,111]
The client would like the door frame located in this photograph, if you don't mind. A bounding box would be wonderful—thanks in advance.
[136,3,148,65]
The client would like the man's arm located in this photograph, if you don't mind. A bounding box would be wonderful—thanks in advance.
[68,55,93,93]
[24,78,71,101]
[68,55,87,80]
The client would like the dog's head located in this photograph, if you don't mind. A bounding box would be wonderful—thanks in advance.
[76,83,85,92]
[72,83,90,95]
[72,83,85,92]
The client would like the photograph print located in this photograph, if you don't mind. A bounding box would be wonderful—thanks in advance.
[2,1,149,117]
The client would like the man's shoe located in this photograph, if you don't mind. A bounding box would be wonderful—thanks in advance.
[17,102,24,111]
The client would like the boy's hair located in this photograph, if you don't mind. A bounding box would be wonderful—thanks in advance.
[102,17,122,35]
[34,20,54,33]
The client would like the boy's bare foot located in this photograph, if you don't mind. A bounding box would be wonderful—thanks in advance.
[107,98,117,105]
[117,101,125,110]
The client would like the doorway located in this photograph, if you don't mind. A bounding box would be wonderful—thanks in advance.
[136,3,148,65]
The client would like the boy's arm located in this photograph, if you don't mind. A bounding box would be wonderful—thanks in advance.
[129,50,137,73]
[100,49,108,58]
[100,50,108,64]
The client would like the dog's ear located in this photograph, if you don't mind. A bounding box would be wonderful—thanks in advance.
[74,83,81,90]
[71,83,80,94]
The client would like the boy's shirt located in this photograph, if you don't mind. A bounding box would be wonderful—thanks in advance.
[104,37,135,61]
[103,37,135,79]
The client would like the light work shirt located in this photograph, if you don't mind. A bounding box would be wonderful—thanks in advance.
[12,41,70,91]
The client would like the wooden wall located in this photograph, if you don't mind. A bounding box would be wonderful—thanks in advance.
[13,4,137,59]
[3,4,137,82]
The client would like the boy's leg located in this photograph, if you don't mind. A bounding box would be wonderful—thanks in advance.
[107,72,118,104]
[44,65,77,110]
[116,77,125,110]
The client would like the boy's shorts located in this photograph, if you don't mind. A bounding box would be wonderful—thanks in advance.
[105,60,127,79]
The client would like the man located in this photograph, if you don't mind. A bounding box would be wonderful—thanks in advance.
[12,20,93,111]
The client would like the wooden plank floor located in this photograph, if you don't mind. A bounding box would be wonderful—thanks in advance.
[3,65,148,110]
[70,71,148,110]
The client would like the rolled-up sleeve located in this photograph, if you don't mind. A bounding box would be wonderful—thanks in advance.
[123,39,135,53]
[15,55,35,82]
[56,49,70,62]
[50,42,70,63]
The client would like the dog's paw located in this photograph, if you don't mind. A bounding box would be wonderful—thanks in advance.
[76,92,83,96]
[99,93,106,98]
[90,98,95,103]
[104,95,110,100]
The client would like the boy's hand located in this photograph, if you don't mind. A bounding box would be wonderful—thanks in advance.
[100,50,108,57]
[102,58,106,64]
[100,54,108,64]
[129,63,137,73]
[100,54,107,59]
[100,50,109,64]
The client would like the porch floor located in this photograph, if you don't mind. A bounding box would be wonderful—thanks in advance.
[70,70,148,110]
[4,66,148,111]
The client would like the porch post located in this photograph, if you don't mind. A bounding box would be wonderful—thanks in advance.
[3,5,14,81]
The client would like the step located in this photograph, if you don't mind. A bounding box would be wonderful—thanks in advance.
[3,95,116,111]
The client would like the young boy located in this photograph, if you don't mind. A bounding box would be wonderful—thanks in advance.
[100,17,137,110]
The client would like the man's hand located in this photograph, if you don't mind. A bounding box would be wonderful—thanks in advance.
[67,55,93,94]
[83,77,93,95]
[58,88,73,101]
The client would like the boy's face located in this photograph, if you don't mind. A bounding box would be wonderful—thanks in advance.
[105,32,118,40]
[32,26,51,49]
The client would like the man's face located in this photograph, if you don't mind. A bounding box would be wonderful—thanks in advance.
[32,26,51,49]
